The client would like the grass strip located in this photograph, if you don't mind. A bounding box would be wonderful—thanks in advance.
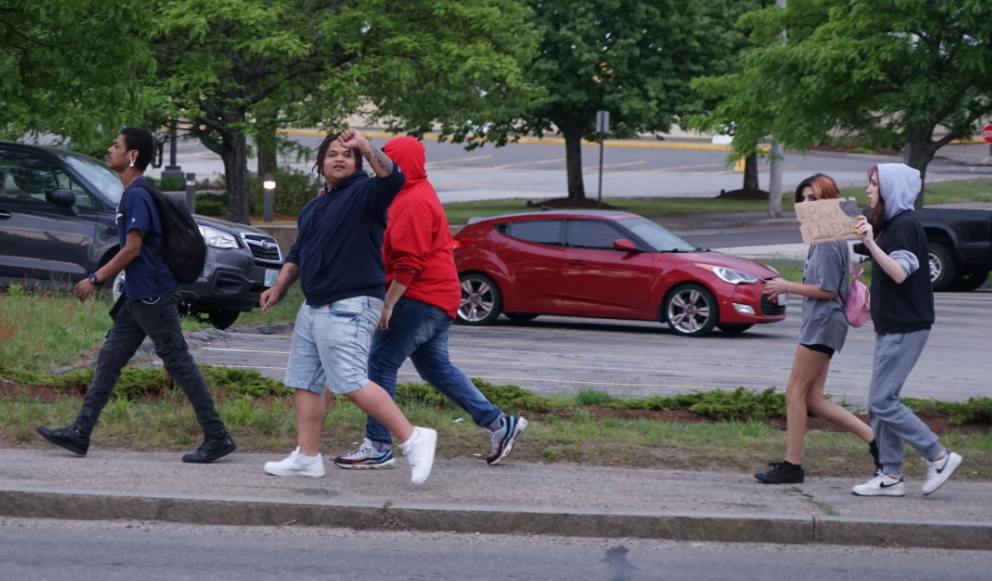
[5,365,991,428]
[2,393,990,479]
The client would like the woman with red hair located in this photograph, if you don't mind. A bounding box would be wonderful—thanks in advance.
[755,174,877,485]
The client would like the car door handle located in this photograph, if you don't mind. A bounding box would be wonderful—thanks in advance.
[0,210,11,220]
[567,260,586,267]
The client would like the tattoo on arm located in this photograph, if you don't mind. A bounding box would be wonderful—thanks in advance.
[365,147,394,175]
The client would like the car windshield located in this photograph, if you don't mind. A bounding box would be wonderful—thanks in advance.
[60,154,123,203]
[616,217,699,252]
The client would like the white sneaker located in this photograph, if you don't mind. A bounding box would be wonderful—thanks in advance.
[263,447,325,478]
[399,427,436,485]
[922,450,962,495]
[852,471,905,497]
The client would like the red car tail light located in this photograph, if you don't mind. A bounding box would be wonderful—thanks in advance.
[452,236,476,250]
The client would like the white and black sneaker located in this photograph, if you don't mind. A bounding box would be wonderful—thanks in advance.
[334,438,395,470]
[852,471,905,497]
[487,415,528,466]
[922,450,962,496]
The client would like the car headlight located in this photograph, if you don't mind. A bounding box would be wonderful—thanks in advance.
[695,263,760,285]
[198,226,238,249]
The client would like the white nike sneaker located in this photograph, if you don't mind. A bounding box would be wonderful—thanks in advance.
[399,427,437,486]
[263,447,325,478]
[852,471,905,497]
[922,450,962,496]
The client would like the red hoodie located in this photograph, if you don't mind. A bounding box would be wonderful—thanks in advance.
[381,137,461,318]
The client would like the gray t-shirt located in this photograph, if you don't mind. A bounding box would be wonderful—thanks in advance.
[798,240,849,352]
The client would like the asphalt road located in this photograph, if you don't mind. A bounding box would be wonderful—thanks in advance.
[3,519,991,581]
[191,291,992,408]
[160,134,986,202]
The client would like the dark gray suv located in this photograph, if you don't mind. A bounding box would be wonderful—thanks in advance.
[0,142,283,329]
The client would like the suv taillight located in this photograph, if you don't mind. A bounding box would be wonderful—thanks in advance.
[452,236,476,250]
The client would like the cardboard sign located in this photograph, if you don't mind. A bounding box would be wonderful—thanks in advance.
[795,197,862,244]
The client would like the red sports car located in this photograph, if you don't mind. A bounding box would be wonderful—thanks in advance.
[452,210,786,337]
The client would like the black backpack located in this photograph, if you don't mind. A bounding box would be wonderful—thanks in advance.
[120,180,206,286]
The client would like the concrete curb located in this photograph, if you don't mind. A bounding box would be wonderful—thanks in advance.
[1,487,988,550]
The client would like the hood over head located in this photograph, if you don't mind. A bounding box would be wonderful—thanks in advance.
[876,163,921,219]
[383,137,426,185]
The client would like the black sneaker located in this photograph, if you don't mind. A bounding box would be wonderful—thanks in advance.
[754,461,804,484]
[36,424,90,456]
[182,433,236,464]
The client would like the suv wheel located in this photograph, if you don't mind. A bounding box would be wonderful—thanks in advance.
[111,271,126,302]
[663,283,718,337]
[206,310,240,330]
[929,244,955,292]
[456,273,502,325]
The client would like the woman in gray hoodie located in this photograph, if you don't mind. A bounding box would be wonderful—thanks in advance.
[852,163,962,497]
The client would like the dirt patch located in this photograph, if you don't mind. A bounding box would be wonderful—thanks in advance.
[533,197,617,210]
[718,188,770,201]
[0,381,61,403]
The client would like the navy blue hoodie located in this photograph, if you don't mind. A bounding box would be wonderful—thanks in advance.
[285,166,405,306]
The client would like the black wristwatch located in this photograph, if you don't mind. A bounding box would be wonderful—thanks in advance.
[88,273,100,286]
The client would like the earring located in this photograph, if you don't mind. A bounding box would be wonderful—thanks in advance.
[129,158,135,168]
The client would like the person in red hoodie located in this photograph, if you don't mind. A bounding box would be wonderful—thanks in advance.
[334,137,527,469]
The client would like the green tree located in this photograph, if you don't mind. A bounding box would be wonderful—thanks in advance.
[490,0,751,201]
[693,0,992,205]
[0,0,153,150]
[150,0,537,224]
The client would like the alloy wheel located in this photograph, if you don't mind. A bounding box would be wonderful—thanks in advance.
[459,278,496,323]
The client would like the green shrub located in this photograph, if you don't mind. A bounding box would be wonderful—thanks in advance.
[575,389,614,406]
[194,193,227,216]
[158,176,186,191]
[248,167,321,215]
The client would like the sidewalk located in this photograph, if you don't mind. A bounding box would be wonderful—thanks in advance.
[1,448,989,549]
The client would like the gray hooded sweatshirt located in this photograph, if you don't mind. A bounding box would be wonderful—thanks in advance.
[870,163,934,334]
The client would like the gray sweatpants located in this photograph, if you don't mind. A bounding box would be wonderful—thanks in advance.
[869,330,944,474]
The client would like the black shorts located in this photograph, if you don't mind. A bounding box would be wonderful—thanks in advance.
[800,343,835,359]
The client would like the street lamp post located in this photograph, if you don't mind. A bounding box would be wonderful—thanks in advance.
[595,110,610,210]
[184,173,196,214]
[263,174,276,222]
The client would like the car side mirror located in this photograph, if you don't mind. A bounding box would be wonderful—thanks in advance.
[49,188,80,216]
[613,239,639,252]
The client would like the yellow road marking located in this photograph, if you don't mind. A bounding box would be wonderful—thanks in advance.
[425,155,493,166]
[581,160,646,171]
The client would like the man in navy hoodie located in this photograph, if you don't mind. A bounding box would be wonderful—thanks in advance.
[259,129,437,485]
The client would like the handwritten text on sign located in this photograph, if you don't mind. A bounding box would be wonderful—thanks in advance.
[795,197,862,244]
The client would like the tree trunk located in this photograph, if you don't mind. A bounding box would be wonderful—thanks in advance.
[743,150,759,191]
[222,131,251,225]
[768,141,784,218]
[903,128,937,208]
[562,124,586,200]
[257,122,278,179]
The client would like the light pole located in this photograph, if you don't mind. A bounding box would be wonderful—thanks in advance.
[263,174,276,222]
[596,110,610,209]
[184,173,196,214]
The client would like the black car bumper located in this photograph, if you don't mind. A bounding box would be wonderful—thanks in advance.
[178,247,282,312]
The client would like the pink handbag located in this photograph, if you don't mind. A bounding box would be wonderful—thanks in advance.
[838,262,871,327]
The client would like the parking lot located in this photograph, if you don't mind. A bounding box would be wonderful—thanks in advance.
[189,291,992,408]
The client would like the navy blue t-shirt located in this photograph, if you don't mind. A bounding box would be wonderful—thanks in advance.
[285,166,405,306]
[116,177,178,300]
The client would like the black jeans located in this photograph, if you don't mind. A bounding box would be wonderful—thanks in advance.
[74,292,226,439]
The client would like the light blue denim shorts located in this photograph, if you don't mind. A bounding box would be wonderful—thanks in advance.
[284,296,383,395]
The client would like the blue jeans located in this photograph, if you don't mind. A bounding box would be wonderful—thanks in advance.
[366,296,503,445]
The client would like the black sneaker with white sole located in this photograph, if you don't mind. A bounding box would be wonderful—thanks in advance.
[754,461,804,484]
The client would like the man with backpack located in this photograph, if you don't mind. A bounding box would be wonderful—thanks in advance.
[36,127,236,464]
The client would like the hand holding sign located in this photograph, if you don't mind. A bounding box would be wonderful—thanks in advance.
[795,197,862,244]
